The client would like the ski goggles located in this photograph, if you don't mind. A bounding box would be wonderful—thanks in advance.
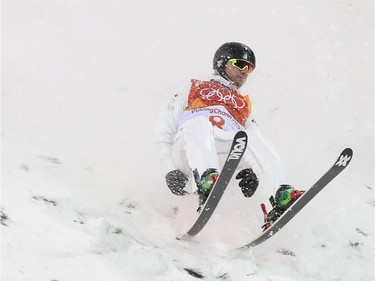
[228,58,254,73]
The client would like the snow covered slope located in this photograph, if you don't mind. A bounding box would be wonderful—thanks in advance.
[1,0,374,280]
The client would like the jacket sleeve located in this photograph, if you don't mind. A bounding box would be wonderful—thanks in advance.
[154,84,190,173]
[244,105,259,129]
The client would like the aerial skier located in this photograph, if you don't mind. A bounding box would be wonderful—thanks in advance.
[155,42,304,223]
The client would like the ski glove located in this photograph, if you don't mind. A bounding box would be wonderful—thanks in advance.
[235,168,259,197]
[165,170,189,196]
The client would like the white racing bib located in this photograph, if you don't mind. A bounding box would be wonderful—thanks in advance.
[178,105,245,131]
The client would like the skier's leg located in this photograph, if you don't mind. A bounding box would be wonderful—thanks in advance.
[172,116,220,193]
[243,126,288,193]
[211,125,287,191]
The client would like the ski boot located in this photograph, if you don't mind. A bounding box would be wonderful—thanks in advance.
[194,168,219,212]
[261,185,305,231]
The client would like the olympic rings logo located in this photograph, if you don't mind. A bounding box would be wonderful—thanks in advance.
[199,88,246,109]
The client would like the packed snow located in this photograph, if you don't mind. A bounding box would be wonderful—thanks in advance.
[1,0,374,280]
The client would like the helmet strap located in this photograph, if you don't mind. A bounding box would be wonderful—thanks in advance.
[219,70,235,86]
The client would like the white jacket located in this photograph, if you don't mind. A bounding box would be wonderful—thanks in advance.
[155,76,258,174]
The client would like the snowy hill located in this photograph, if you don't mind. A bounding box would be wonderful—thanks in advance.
[1,1,374,280]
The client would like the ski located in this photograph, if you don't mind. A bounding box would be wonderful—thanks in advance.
[239,148,353,249]
[181,130,248,239]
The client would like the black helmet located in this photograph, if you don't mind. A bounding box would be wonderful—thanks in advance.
[213,42,256,80]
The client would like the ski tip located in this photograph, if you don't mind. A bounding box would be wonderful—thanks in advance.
[334,148,353,168]
[340,148,353,161]
[342,148,353,156]
[235,130,248,138]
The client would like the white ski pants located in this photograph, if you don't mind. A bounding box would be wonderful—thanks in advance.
[172,116,288,193]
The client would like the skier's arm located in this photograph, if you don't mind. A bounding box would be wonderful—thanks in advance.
[244,106,259,129]
[154,85,189,173]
